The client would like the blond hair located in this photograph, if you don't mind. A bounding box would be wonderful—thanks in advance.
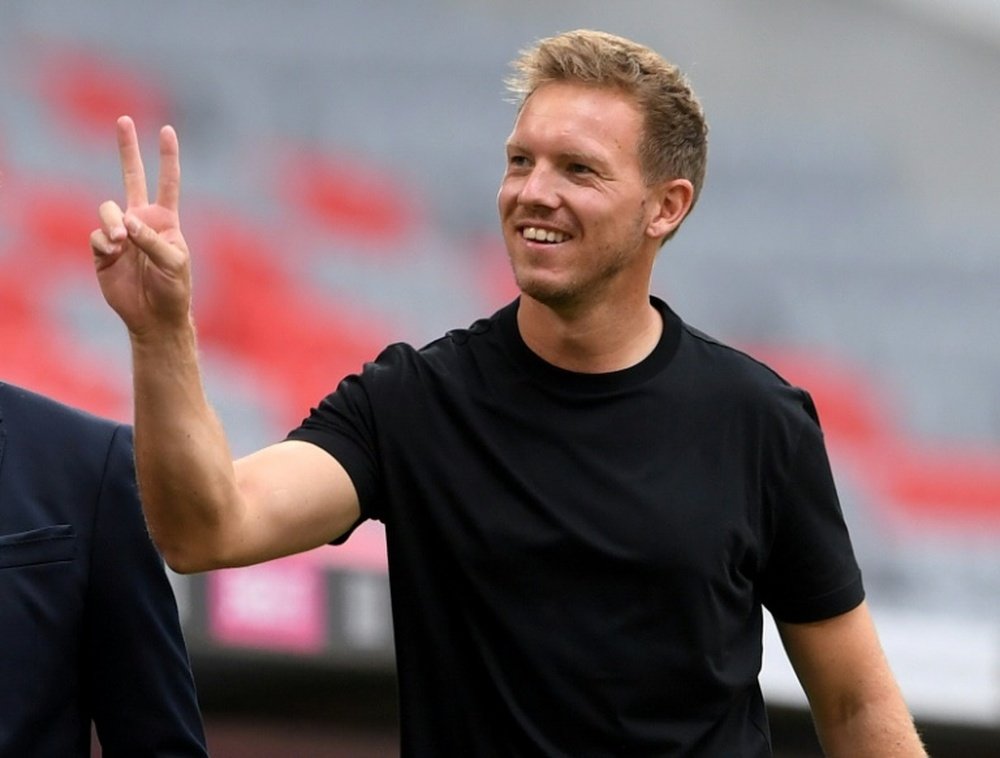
[506,30,709,223]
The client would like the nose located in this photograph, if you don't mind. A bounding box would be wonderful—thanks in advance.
[517,163,560,209]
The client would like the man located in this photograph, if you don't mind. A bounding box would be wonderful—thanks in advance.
[90,30,925,756]
[0,383,208,756]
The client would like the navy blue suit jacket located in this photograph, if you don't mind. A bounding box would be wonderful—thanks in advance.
[0,383,208,756]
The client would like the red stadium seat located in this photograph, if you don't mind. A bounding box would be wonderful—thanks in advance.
[35,46,170,139]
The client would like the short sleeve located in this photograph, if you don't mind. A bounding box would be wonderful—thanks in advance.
[758,392,865,623]
[286,355,391,525]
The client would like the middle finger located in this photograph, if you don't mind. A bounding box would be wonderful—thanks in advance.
[117,115,149,208]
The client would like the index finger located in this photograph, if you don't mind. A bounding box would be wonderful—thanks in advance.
[155,125,181,213]
[116,115,149,208]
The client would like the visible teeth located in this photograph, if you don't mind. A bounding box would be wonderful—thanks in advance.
[523,227,567,243]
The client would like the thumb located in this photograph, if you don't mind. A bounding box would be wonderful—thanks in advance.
[124,213,187,273]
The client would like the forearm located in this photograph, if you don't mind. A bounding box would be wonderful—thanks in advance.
[130,322,241,572]
[780,605,927,758]
[813,692,927,757]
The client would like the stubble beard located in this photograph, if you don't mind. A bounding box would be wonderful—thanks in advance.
[509,217,647,311]
[512,257,620,310]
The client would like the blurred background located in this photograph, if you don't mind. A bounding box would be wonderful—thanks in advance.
[2,0,999,755]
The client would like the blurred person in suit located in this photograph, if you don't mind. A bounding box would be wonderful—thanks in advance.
[90,29,925,757]
[0,378,208,754]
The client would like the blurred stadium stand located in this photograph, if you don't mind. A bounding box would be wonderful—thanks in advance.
[3,0,999,754]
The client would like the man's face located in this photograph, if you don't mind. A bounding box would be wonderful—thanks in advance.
[497,81,661,310]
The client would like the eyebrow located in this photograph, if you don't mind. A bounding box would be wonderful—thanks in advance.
[505,141,610,171]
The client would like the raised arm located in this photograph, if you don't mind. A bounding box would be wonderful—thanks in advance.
[90,116,360,572]
[777,601,927,757]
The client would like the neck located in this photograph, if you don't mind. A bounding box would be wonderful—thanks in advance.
[516,293,662,374]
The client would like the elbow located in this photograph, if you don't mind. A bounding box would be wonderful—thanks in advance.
[162,550,213,575]
[159,545,215,575]
[153,534,228,574]
[144,503,239,574]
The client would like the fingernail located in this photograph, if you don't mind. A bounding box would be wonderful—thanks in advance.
[124,215,141,235]
[110,225,127,241]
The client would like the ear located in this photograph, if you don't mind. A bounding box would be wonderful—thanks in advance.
[645,178,694,241]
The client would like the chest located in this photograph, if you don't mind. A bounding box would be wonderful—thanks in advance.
[381,384,766,591]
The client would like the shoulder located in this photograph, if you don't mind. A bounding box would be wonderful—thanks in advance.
[362,305,510,383]
[671,322,820,429]
[1,382,122,431]
[674,323,790,388]
[652,298,793,395]
[0,382,130,459]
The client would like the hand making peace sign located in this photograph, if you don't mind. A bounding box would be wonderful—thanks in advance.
[90,116,192,340]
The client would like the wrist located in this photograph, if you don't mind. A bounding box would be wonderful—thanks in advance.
[128,315,199,360]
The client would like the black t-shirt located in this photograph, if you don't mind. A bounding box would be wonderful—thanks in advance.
[288,297,864,757]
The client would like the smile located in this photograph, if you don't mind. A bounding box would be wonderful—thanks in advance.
[522,226,569,244]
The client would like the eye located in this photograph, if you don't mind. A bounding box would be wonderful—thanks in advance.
[567,162,594,175]
[507,154,530,168]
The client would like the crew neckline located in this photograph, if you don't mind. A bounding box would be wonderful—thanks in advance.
[496,296,682,395]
